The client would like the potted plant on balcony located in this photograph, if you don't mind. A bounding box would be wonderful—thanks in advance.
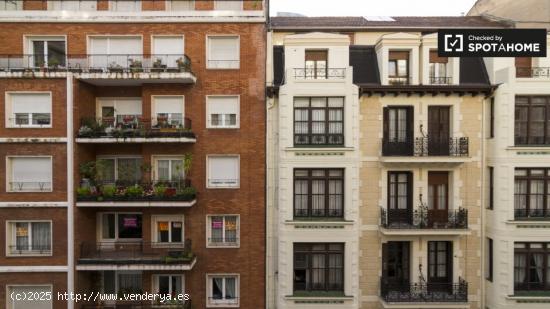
[128,58,143,73]
[101,184,117,200]
[68,63,82,74]
[108,61,124,73]
[125,184,144,199]
[47,58,61,72]
[151,58,167,73]
[176,57,190,72]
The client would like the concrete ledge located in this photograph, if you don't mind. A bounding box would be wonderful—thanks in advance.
[380,228,471,236]
[76,137,196,143]
[76,199,196,208]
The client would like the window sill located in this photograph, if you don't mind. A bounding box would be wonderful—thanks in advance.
[7,190,53,193]
[508,146,550,151]
[7,252,52,257]
[6,126,53,129]
[207,243,240,249]
[207,126,240,129]
[206,300,239,308]
[285,292,353,302]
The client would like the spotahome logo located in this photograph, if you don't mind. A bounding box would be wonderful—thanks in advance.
[438,29,547,57]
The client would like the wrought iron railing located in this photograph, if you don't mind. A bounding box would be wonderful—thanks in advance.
[380,207,468,229]
[294,208,344,219]
[294,133,345,146]
[8,244,52,255]
[78,241,194,264]
[382,137,469,157]
[9,181,52,192]
[516,67,550,78]
[77,116,194,139]
[76,180,196,202]
[429,76,452,84]
[293,68,346,80]
[514,208,550,220]
[388,76,411,85]
[208,179,239,187]
[0,54,192,74]
[380,277,468,302]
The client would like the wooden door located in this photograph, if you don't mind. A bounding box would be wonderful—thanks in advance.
[382,242,410,290]
[428,172,449,227]
[428,106,450,155]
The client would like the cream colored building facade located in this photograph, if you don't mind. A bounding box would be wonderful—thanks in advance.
[483,35,550,309]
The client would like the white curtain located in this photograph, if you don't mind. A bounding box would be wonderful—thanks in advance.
[31,222,51,251]
[225,277,236,299]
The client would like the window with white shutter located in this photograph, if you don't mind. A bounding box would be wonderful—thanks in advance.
[48,0,97,10]
[207,156,239,188]
[215,0,242,10]
[109,0,140,11]
[8,157,52,192]
[207,36,240,69]
[7,93,52,128]
[168,0,194,10]
[8,286,52,309]
[0,0,22,10]
[207,96,239,128]
[152,36,184,68]
[153,96,184,127]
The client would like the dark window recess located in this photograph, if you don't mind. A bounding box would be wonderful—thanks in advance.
[487,238,493,282]
[293,243,344,293]
[294,169,344,219]
[514,243,550,292]
[294,97,344,146]
[488,167,494,210]
[388,51,409,85]
[382,241,410,287]
[514,168,550,219]
[304,50,328,79]
[382,106,414,156]
[515,96,550,146]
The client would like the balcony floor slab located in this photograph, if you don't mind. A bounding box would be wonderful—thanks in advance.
[76,199,196,208]
[379,228,471,236]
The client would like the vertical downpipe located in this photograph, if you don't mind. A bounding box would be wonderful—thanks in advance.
[67,73,75,309]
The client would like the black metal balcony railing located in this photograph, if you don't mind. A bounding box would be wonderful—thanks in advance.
[294,133,345,146]
[293,68,346,80]
[380,207,468,229]
[0,54,192,74]
[80,300,192,309]
[208,237,239,246]
[429,76,452,84]
[76,180,197,202]
[294,208,344,219]
[77,117,195,139]
[9,181,52,192]
[8,244,52,255]
[388,76,411,85]
[514,208,550,220]
[380,278,468,303]
[382,137,469,157]
[516,67,550,78]
[78,241,194,265]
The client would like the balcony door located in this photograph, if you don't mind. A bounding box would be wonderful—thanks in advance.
[428,172,449,227]
[89,36,142,69]
[382,242,410,288]
[428,106,450,156]
[152,36,184,69]
[305,50,327,79]
[383,106,414,156]
[428,241,453,291]
[387,172,412,226]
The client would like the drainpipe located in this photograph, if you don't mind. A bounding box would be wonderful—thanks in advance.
[67,73,75,309]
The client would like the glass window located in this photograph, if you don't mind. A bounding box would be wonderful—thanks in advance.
[157,275,183,296]
[8,286,52,309]
[293,97,344,146]
[110,0,140,11]
[208,275,239,306]
[48,0,97,11]
[8,157,52,192]
[207,156,239,188]
[0,0,22,10]
[30,39,66,68]
[155,218,183,244]
[207,36,240,69]
[155,157,185,183]
[515,96,550,145]
[96,157,142,185]
[8,93,52,128]
[294,169,344,219]
[514,243,550,292]
[514,168,550,219]
[208,215,239,246]
[9,221,51,255]
[101,213,142,240]
[207,96,239,128]
[293,243,344,293]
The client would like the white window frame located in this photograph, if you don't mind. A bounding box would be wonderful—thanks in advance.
[206,215,240,248]
[150,35,185,69]
[153,274,185,296]
[108,0,141,11]
[98,212,143,242]
[6,156,53,193]
[47,0,97,11]
[206,274,239,308]
[5,91,53,128]
[151,95,185,127]
[101,270,142,294]
[5,220,53,257]
[0,1,23,10]
[151,215,185,247]
[206,155,240,189]
[152,155,186,182]
[214,0,243,10]
[24,36,67,69]
[206,35,240,70]
[206,95,240,129]
[7,285,53,309]
[165,0,195,11]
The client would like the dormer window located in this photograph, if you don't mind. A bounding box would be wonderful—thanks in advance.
[429,50,449,84]
[388,51,409,85]
[305,50,328,79]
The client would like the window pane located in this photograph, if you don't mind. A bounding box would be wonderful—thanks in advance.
[102,214,115,239]
[157,221,169,242]
[117,214,142,239]
[171,221,183,243]
[158,276,170,294]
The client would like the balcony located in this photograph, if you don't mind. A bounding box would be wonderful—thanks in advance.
[76,116,196,143]
[380,278,468,303]
[381,137,469,162]
[76,181,197,208]
[516,67,550,78]
[514,208,550,221]
[388,76,411,85]
[380,207,469,235]
[0,54,196,85]
[77,240,196,271]
[429,76,452,85]
[293,68,347,80]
